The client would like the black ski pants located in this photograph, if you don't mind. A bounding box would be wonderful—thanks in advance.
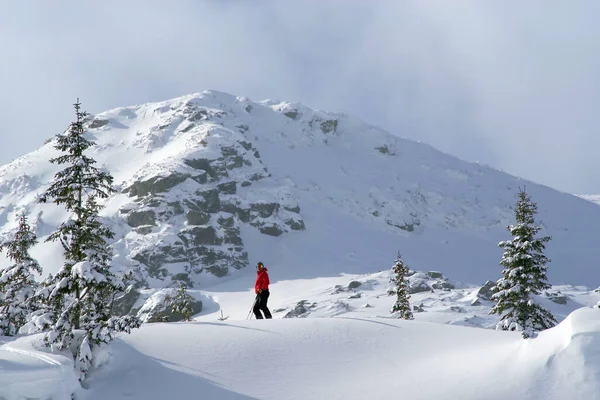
[253,289,272,319]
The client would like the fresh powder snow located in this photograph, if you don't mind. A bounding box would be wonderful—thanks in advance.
[3,304,600,399]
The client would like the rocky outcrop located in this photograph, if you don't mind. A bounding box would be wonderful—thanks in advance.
[186,209,210,225]
[123,172,191,197]
[120,117,306,286]
[126,210,156,227]
[476,280,496,301]
[284,217,305,231]
[136,289,203,323]
[545,291,569,305]
[284,300,317,318]
[427,271,444,279]
[309,116,338,134]
[89,118,109,129]
[284,110,298,119]
[111,285,142,316]
[408,281,432,294]
[406,272,456,294]
[348,281,362,290]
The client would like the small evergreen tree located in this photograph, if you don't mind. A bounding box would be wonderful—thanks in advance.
[490,188,557,338]
[0,213,42,336]
[388,252,414,320]
[37,100,140,381]
[171,284,195,321]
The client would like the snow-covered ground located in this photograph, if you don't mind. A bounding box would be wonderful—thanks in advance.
[0,335,79,399]
[93,307,600,400]
[3,268,600,399]
[198,268,600,328]
[3,304,600,399]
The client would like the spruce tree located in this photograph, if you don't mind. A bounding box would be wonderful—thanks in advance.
[37,100,140,381]
[171,284,195,321]
[490,188,557,338]
[388,252,414,320]
[0,213,42,336]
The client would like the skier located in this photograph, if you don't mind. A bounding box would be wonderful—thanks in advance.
[253,262,272,319]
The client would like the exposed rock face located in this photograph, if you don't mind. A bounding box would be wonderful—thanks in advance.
[546,291,569,305]
[124,173,191,197]
[406,272,456,294]
[127,210,156,227]
[118,100,306,287]
[111,285,142,316]
[309,116,338,134]
[89,118,109,129]
[186,210,210,225]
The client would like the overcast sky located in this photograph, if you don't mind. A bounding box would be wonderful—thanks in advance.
[1,1,599,193]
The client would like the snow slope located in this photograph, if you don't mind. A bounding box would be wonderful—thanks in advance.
[3,307,600,400]
[0,335,79,399]
[195,267,600,329]
[1,90,600,289]
[577,194,600,205]
[3,253,599,399]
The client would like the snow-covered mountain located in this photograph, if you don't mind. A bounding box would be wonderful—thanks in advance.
[1,89,600,297]
[4,90,600,400]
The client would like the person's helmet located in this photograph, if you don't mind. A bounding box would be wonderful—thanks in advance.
[257,261,264,270]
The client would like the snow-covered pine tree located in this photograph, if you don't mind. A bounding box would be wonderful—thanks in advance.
[490,188,557,338]
[37,100,140,381]
[388,252,414,320]
[171,283,195,321]
[0,212,42,336]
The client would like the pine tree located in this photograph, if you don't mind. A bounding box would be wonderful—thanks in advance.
[171,284,195,321]
[490,188,557,338]
[388,252,414,320]
[0,213,42,336]
[36,100,141,381]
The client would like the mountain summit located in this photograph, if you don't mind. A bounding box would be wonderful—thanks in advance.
[1,90,599,292]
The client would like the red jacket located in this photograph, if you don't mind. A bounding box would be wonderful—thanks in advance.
[255,268,270,294]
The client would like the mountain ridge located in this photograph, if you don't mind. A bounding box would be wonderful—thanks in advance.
[1,90,599,296]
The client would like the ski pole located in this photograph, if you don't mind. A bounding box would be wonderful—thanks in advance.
[247,297,257,320]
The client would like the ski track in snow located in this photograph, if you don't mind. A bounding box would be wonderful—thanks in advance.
[1,342,61,366]
[0,338,79,400]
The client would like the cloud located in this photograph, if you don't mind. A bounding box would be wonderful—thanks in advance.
[1,0,599,193]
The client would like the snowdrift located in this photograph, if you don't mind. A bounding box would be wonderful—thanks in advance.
[0,335,79,400]
[3,307,600,400]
